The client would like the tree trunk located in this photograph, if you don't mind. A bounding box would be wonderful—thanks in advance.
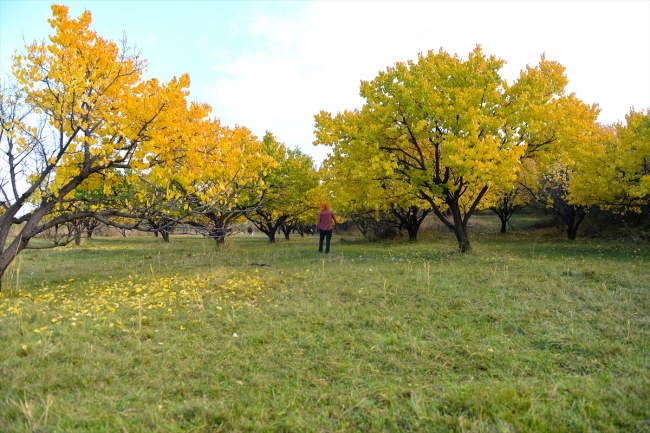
[453,225,471,252]
[566,208,585,240]
[553,203,585,241]
[491,205,508,234]
[279,223,291,240]
[161,230,170,243]
[209,227,226,244]
[389,206,429,242]
[426,193,479,253]
[84,218,101,239]
[407,226,418,241]
[248,214,287,244]
[252,222,278,243]
[0,235,29,292]
[567,225,578,240]
[352,217,369,237]
[0,203,57,291]
[448,200,471,252]
[74,231,82,246]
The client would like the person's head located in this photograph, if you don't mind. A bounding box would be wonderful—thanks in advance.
[321,203,328,211]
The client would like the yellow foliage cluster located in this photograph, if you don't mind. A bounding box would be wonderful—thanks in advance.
[570,109,650,212]
[5,4,280,213]
[314,45,619,247]
[1,3,286,272]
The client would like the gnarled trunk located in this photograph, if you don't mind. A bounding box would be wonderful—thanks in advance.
[390,205,429,241]
[448,201,471,252]
[247,212,287,244]
[565,206,585,240]
[423,185,488,253]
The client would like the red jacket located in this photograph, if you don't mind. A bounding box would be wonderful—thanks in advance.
[317,209,336,231]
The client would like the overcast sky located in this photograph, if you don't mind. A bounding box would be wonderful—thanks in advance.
[1,1,648,165]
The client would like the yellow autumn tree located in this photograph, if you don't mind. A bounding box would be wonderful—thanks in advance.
[316,47,600,250]
[166,122,273,243]
[517,88,601,240]
[0,5,215,286]
[319,116,431,240]
[569,110,650,213]
[317,47,517,251]
[237,132,319,243]
[486,158,539,234]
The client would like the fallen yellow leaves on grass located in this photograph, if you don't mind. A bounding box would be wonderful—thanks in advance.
[0,273,271,331]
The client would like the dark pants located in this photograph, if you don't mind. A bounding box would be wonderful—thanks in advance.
[318,229,332,253]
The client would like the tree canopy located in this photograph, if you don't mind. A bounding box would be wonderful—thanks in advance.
[0,5,274,286]
[315,46,600,251]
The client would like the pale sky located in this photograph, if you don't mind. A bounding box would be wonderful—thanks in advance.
[1,1,649,165]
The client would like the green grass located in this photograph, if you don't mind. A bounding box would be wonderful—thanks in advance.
[1,217,649,432]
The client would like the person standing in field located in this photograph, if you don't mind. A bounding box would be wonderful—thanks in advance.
[317,203,337,254]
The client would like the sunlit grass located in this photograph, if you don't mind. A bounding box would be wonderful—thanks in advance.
[0,217,648,432]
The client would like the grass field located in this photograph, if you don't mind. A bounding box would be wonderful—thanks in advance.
[1,217,649,432]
